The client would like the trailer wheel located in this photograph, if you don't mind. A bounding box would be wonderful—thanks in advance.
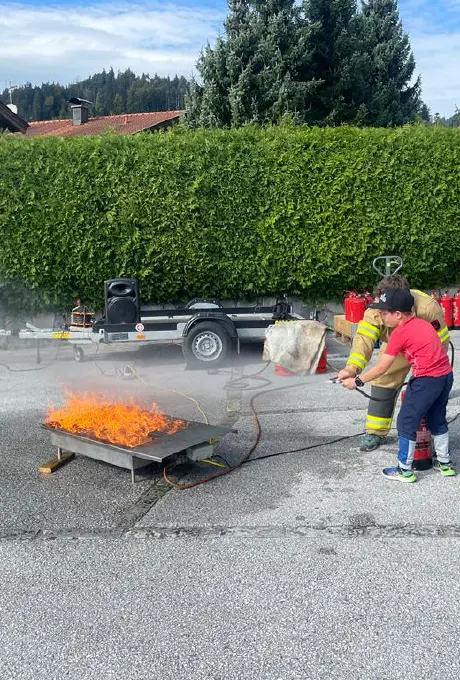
[183,322,230,367]
[74,346,84,363]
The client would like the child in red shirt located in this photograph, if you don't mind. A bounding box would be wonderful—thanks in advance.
[342,288,455,482]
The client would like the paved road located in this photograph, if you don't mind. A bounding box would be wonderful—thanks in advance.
[1,336,460,679]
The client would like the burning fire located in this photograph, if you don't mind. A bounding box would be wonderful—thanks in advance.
[45,391,185,448]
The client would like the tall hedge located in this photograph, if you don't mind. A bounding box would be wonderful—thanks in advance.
[0,124,459,312]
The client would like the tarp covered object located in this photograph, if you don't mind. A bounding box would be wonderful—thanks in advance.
[263,320,327,375]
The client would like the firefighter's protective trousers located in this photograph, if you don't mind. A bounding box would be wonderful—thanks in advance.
[345,290,450,437]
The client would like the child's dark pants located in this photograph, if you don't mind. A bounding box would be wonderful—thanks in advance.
[396,372,453,470]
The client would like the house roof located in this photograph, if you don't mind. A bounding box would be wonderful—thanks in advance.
[0,99,29,133]
[23,110,184,137]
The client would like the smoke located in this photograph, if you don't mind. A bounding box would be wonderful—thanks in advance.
[38,341,237,425]
[0,279,66,332]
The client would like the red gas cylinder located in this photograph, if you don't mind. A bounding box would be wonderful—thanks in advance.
[400,390,433,470]
[452,290,460,329]
[344,291,353,322]
[347,293,367,323]
[437,291,453,329]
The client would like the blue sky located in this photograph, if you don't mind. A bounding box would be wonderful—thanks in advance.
[1,1,459,117]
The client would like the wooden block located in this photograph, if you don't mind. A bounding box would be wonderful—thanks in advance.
[333,314,358,343]
[39,452,75,474]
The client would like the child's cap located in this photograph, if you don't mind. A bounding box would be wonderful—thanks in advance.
[369,288,414,312]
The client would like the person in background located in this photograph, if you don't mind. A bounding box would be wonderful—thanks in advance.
[338,275,449,451]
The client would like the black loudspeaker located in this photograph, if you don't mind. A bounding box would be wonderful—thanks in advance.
[104,278,140,325]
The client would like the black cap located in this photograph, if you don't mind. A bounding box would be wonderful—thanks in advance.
[369,288,414,312]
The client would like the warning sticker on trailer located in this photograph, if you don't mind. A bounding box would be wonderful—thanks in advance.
[52,332,70,339]
[135,323,145,332]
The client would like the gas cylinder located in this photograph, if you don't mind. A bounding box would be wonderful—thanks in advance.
[400,390,433,470]
[347,293,367,323]
[452,290,460,329]
[437,291,453,330]
[344,291,353,322]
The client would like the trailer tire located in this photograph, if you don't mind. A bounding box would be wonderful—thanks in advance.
[183,322,230,367]
[74,346,84,363]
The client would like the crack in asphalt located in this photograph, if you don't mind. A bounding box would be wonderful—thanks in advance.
[114,477,171,528]
[2,523,460,543]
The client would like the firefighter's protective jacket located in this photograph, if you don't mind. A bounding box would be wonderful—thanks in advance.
[346,289,450,375]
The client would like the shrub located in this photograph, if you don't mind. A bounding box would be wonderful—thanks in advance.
[0,124,459,312]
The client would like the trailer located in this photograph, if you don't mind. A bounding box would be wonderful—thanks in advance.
[19,281,302,367]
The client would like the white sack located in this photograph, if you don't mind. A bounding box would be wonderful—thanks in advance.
[263,320,327,375]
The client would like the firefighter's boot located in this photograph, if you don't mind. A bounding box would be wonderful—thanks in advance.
[359,434,386,451]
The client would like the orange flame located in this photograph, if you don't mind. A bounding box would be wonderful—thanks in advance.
[45,391,185,448]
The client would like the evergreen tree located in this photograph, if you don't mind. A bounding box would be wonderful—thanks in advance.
[94,91,106,117]
[357,0,421,125]
[112,93,124,114]
[450,108,460,127]
[301,0,362,124]
[184,0,317,127]
[31,91,43,120]
[435,108,460,127]
[419,102,431,123]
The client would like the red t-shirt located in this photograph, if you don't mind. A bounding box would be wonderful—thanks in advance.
[385,316,451,378]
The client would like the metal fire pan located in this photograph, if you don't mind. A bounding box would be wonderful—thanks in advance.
[42,420,236,464]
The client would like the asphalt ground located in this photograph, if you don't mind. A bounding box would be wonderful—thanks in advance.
[1,333,460,679]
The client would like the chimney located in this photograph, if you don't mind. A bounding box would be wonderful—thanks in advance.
[68,97,93,125]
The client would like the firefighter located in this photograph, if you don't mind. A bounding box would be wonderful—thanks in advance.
[337,275,450,451]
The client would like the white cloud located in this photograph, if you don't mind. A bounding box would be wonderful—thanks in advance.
[410,31,460,116]
[399,1,460,116]
[0,2,225,87]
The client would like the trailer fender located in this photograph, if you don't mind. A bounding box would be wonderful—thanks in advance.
[182,313,237,339]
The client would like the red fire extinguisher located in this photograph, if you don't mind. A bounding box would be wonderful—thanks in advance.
[401,390,433,470]
[452,290,460,329]
[437,291,453,330]
[347,292,367,323]
[344,291,353,321]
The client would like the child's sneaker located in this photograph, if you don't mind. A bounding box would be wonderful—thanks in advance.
[433,460,456,477]
[382,466,416,483]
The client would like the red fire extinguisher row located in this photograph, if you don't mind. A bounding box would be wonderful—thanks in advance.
[437,291,453,330]
[344,288,460,329]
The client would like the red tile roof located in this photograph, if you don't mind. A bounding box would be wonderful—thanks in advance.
[24,110,184,137]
